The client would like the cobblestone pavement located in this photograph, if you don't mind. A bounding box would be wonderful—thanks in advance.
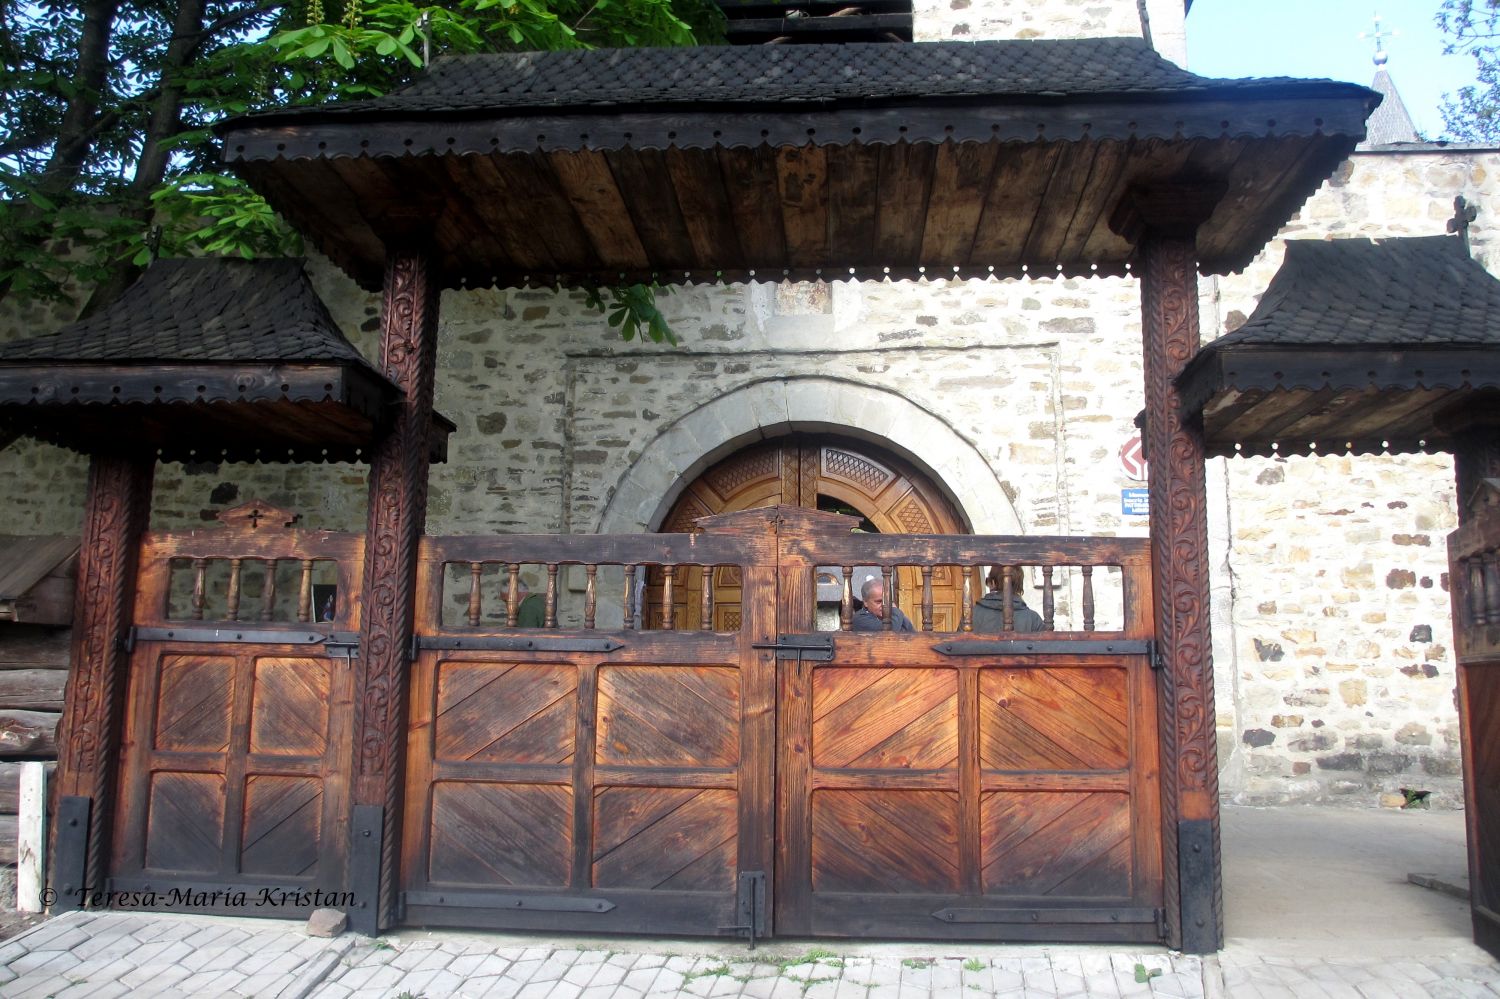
[2,909,1499,998]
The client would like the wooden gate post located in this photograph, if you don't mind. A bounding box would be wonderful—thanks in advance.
[52,452,155,911]
[351,240,441,932]
[1113,185,1225,953]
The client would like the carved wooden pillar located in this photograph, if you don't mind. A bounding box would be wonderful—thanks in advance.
[352,241,440,932]
[1114,185,1224,953]
[52,452,154,908]
[1440,396,1500,525]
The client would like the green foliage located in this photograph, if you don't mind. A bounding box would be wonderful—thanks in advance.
[1439,1,1500,141]
[0,0,721,338]
[1133,962,1163,983]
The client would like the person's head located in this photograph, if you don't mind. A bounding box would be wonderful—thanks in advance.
[861,576,886,616]
[986,565,1024,593]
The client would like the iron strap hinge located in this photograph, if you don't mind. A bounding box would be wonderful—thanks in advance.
[411,635,626,657]
[717,871,767,949]
[935,638,1152,657]
[126,626,360,658]
[1149,639,1164,671]
[751,634,835,662]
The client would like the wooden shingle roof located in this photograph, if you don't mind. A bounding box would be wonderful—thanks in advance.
[0,258,454,464]
[217,39,1378,291]
[1180,236,1500,457]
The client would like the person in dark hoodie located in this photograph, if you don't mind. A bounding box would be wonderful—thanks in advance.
[972,565,1044,633]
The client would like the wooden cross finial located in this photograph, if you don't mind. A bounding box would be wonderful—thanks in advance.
[1450,195,1480,256]
[216,499,300,531]
[1359,13,1397,67]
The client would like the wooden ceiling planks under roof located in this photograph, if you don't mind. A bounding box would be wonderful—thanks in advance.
[217,39,1378,292]
[0,258,455,464]
[1179,236,1500,458]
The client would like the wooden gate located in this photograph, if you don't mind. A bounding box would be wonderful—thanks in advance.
[1450,504,1500,958]
[109,504,362,913]
[774,522,1163,941]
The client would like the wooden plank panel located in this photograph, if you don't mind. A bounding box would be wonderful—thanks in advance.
[812,667,957,770]
[980,668,1129,771]
[595,666,739,767]
[591,787,736,891]
[144,771,226,873]
[604,148,696,273]
[434,662,576,764]
[249,657,329,757]
[489,152,601,275]
[811,789,960,893]
[776,145,830,270]
[1057,138,1132,267]
[716,146,786,272]
[1078,137,1194,264]
[874,142,936,265]
[428,782,571,887]
[981,790,1131,897]
[0,761,53,811]
[826,144,879,268]
[464,154,562,272]
[664,148,745,271]
[548,150,651,271]
[154,654,233,753]
[0,669,66,710]
[1022,141,1099,267]
[0,627,71,668]
[920,141,999,268]
[240,775,322,877]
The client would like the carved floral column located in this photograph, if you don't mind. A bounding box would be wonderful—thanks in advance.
[352,240,440,932]
[53,452,154,907]
[1113,185,1224,953]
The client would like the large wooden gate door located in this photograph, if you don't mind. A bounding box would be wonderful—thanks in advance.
[400,526,776,934]
[774,526,1164,941]
[110,505,362,911]
[1449,503,1500,957]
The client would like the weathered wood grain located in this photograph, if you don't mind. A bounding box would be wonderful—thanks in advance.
[0,710,58,758]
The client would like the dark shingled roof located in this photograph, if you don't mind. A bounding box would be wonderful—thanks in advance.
[231,38,1345,125]
[1179,235,1500,458]
[0,258,456,464]
[0,257,376,368]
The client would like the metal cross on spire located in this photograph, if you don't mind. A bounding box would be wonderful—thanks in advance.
[1359,13,1398,67]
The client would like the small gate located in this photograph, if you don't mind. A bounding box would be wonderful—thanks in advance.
[109,504,362,913]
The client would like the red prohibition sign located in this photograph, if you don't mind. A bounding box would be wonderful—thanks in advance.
[1120,435,1147,481]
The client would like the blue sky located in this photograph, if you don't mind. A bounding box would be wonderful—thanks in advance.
[1188,2,1481,139]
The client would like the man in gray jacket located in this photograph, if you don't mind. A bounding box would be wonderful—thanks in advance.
[972,565,1045,633]
[852,576,915,632]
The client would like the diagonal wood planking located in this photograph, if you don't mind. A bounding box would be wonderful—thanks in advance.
[240,775,322,876]
[813,668,958,770]
[145,772,226,873]
[429,782,572,887]
[435,662,576,764]
[595,666,738,767]
[812,789,960,893]
[591,787,736,891]
[249,657,329,756]
[154,655,233,753]
[980,668,1128,771]
[982,790,1131,897]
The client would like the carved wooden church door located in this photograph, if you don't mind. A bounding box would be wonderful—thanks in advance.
[649,436,970,630]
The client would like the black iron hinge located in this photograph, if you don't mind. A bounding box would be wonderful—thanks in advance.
[125,626,359,658]
[751,634,834,663]
[718,871,767,949]
[1149,640,1164,671]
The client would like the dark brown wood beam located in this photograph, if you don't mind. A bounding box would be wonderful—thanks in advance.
[1118,183,1224,954]
[53,451,154,903]
[352,240,441,931]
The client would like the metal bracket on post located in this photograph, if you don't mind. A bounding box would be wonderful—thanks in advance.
[50,796,91,913]
[1178,818,1220,953]
[718,870,767,949]
[751,635,834,663]
[349,805,384,936]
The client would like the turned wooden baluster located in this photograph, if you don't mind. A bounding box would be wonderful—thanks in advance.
[882,565,895,631]
[191,558,208,620]
[623,565,637,630]
[226,558,243,621]
[1041,565,1055,631]
[840,565,854,632]
[1002,565,1015,631]
[297,559,313,623]
[1081,564,1095,631]
[662,565,675,630]
[260,559,278,622]
[961,572,973,632]
[545,563,558,628]
[505,563,520,627]
[1484,553,1500,627]
[700,565,713,631]
[466,562,483,626]
[921,565,934,632]
[585,564,598,629]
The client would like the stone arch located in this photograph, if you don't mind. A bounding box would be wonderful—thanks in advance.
[596,377,1022,535]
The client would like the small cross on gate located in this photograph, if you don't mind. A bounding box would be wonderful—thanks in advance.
[1450,195,1480,256]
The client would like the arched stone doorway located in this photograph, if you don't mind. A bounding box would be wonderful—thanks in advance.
[648,434,972,630]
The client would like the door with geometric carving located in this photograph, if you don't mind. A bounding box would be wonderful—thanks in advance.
[652,435,971,630]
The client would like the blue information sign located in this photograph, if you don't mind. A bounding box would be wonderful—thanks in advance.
[1121,488,1149,516]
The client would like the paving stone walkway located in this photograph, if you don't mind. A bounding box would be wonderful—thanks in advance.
[2,909,1499,998]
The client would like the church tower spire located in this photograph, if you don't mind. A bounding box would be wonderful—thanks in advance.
[1359,13,1420,147]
